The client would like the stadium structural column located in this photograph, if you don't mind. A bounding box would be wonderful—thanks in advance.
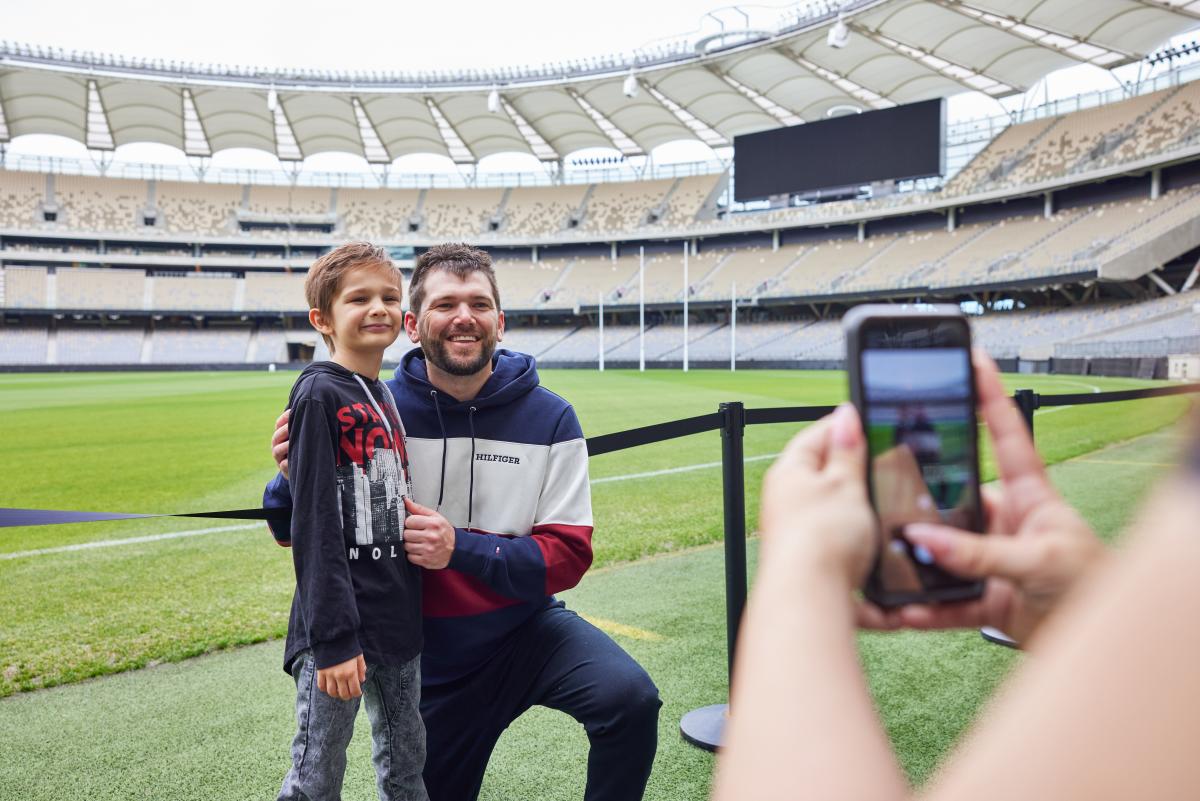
[639,246,645,372]
[683,240,689,373]
[598,292,605,372]
[680,400,748,752]
[1014,389,1039,434]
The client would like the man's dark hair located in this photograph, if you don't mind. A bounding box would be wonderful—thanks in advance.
[408,243,500,315]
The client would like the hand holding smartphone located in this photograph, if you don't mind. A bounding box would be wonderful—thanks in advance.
[844,305,985,608]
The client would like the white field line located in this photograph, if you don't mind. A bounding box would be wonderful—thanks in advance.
[2,456,785,561]
[590,453,779,484]
[1,523,261,561]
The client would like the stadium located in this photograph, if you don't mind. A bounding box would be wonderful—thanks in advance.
[1,1,1199,799]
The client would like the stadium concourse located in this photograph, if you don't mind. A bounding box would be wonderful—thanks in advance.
[2,0,1200,376]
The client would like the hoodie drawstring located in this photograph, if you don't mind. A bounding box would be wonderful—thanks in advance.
[430,389,448,512]
[467,407,477,533]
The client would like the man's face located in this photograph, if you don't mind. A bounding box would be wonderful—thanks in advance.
[406,269,504,377]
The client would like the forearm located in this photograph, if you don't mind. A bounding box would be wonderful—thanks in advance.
[714,550,907,801]
[447,522,592,600]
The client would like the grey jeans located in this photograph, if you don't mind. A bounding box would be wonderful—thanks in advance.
[278,650,428,801]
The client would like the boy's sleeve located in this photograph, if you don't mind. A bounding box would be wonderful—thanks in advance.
[289,396,362,670]
[448,404,594,599]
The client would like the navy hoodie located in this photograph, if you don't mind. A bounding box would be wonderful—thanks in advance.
[283,361,422,673]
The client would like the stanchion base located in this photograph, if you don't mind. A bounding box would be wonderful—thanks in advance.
[680,703,727,752]
[980,626,1019,649]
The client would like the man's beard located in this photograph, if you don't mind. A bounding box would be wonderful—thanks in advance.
[419,318,497,377]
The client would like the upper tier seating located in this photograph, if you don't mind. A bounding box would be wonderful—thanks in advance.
[0,170,48,229]
[54,175,146,233]
[421,188,505,238]
[157,181,241,236]
[499,185,588,237]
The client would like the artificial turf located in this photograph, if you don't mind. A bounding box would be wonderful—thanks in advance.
[0,428,1184,800]
[0,369,1186,700]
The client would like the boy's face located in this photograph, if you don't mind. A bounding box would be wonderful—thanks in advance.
[312,263,404,355]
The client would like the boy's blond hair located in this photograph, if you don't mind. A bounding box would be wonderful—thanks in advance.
[304,242,402,352]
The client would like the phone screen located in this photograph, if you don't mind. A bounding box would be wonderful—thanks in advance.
[859,319,982,602]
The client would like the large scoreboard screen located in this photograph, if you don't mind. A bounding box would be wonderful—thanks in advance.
[733,98,945,202]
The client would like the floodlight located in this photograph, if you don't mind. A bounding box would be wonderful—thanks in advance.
[487,88,501,114]
[267,86,278,112]
[623,72,640,99]
[827,13,849,48]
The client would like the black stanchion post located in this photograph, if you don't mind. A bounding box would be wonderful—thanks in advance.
[1014,389,1039,436]
[680,401,748,752]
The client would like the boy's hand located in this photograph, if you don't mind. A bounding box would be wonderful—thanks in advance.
[271,409,291,479]
[317,654,367,700]
[404,498,456,569]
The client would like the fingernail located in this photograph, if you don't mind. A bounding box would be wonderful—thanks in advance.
[905,524,950,554]
[831,403,859,449]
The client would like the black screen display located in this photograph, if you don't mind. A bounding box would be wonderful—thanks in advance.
[732,98,945,202]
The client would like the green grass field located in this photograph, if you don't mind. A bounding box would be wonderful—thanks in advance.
[0,368,1191,800]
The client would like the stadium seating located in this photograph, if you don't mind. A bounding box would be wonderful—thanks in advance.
[242,272,307,311]
[151,274,237,311]
[498,325,580,358]
[2,266,49,308]
[0,170,49,229]
[151,327,251,363]
[56,326,144,364]
[499,184,588,237]
[246,186,331,216]
[54,174,147,233]
[338,188,421,239]
[580,179,674,233]
[0,324,49,364]
[492,258,563,308]
[421,188,505,238]
[55,267,144,310]
[156,181,241,236]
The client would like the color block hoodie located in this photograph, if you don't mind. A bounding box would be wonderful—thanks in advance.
[267,349,593,684]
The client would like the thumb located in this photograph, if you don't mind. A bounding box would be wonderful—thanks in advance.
[405,497,434,516]
[827,403,867,477]
[906,523,1044,581]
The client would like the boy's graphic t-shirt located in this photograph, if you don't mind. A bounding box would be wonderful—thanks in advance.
[283,361,422,673]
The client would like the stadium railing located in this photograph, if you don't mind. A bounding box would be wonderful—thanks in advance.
[583,382,1200,752]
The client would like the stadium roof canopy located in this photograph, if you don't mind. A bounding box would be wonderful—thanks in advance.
[1,0,1198,165]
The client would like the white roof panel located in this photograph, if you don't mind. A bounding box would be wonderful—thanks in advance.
[0,0,1196,159]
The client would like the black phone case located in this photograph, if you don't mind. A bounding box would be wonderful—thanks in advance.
[843,304,985,608]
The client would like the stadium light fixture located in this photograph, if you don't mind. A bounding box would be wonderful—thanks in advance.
[623,71,640,99]
[487,88,501,114]
[827,12,849,49]
[267,85,278,113]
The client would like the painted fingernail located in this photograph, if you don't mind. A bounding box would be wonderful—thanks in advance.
[831,403,859,448]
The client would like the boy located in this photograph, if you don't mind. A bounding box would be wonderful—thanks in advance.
[277,242,426,801]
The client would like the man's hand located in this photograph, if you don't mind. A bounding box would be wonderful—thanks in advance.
[316,653,366,700]
[403,497,456,569]
[896,350,1106,645]
[272,409,290,479]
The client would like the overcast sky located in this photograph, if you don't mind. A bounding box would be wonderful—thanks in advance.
[3,1,1198,174]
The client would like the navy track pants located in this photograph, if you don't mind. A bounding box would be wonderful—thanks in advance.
[421,601,661,801]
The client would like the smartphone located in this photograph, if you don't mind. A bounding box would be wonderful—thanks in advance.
[843,305,984,608]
